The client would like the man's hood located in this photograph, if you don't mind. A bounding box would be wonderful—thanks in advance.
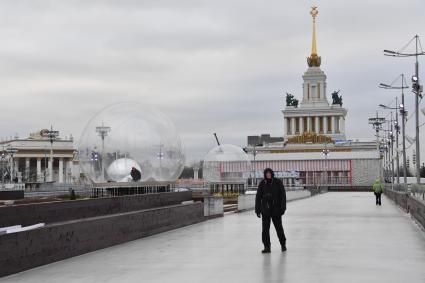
[263,168,275,179]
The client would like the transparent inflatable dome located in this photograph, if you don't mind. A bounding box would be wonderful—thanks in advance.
[78,102,185,183]
[203,144,252,183]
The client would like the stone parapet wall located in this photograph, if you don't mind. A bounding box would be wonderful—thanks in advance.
[0,202,203,277]
[0,191,192,227]
[385,188,425,229]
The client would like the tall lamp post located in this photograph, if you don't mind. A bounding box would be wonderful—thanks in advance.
[45,126,59,182]
[322,143,330,185]
[95,122,111,182]
[380,132,390,182]
[369,113,386,179]
[377,110,396,184]
[157,143,164,173]
[388,118,395,184]
[379,74,409,185]
[384,35,425,184]
[6,146,18,182]
[382,123,395,184]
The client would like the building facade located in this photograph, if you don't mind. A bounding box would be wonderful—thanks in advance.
[245,7,380,188]
[0,129,76,184]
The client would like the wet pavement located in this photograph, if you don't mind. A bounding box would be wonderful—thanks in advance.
[2,192,425,283]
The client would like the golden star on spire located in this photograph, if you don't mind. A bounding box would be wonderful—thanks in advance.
[307,6,321,67]
[310,6,318,20]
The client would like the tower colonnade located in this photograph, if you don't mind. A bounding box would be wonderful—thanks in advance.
[285,115,345,136]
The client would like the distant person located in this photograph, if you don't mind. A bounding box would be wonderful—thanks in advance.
[130,167,141,181]
[255,168,287,253]
[373,178,384,206]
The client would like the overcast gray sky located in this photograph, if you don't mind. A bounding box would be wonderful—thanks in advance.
[1,0,424,162]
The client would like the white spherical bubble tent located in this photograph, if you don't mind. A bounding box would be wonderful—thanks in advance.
[202,144,252,183]
[78,102,185,183]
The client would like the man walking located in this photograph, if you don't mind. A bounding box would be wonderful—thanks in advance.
[255,168,287,253]
[372,178,384,206]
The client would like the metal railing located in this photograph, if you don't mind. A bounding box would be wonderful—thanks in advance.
[384,183,425,201]
[248,176,351,188]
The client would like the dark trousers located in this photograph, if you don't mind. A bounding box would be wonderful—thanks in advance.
[374,192,382,205]
[262,214,286,248]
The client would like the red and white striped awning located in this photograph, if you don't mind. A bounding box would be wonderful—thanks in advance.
[209,159,350,173]
[252,160,350,172]
[215,159,350,173]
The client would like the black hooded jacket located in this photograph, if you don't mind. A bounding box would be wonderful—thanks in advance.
[255,168,286,217]
[130,167,141,181]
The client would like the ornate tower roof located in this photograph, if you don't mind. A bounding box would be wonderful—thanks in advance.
[307,6,321,67]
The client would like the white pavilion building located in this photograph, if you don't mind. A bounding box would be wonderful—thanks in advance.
[0,129,76,185]
[244,7,380,189]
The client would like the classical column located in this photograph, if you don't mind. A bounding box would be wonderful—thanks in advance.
[315,116,319,134]
[324,116,328,134]
[307,117,311,132]
[331,116,335,134]
[58,158,64,183]
[334,116,340,133]
[25,158,30,180]
[300,117,304,134]
[36,158,41,182]
[334,116,338,133]
[67,160,73,182]
[291,118,296,135]
[63,159,67,183]
[339,116,345,134]
[285,118,289,135]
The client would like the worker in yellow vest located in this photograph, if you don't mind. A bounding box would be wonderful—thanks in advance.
[372,178,384,206]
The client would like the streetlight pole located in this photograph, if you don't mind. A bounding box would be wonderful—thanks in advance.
[45,126,59,182]
[379,74,409,186]
[394,99,400,184]
[389,114,395,184]
[384,35,424,183]
[322,143,330,185]
[95,122,111,182]
[382,120,394,184]
[158,143,164,171]
[400,102,408,186]
[381,132,390,182]
[369,113,385,179]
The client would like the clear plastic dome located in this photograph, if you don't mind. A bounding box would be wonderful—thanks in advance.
[78,102,185,183]
[203,144,252,183]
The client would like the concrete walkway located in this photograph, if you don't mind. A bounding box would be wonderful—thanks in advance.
[2,192,425,283]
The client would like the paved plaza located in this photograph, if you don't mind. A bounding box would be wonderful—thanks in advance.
[2,192,425,283]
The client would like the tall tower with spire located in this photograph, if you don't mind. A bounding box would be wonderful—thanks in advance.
[282,7,347,141]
